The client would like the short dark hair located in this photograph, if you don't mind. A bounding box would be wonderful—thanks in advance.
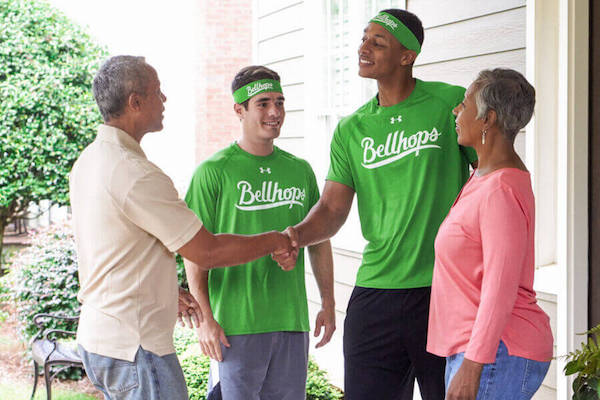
[92,55,153,121]
[231,65,280,109]
[381,9,424,47]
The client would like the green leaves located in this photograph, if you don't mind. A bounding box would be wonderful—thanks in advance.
[564,325,600,399]
[306,356,344,400]
[4,222,82,380]
[0,0,107,223]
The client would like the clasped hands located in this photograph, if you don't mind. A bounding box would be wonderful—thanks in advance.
[272,226,300,271]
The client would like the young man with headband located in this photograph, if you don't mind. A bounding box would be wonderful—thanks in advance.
[183,66,336,400]
[274,9,477,400]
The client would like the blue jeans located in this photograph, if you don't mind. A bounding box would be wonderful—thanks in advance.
[445,341,550,400]
[78,345,188,400]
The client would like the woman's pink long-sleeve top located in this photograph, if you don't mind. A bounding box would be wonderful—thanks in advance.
[427,168,553,364]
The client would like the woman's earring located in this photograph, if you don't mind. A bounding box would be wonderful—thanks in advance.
[482,129,487,144]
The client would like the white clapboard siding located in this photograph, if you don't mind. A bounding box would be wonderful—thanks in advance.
[257,0,302,17]
[256,0,307,147]
[258,28,304,65]
[265,56,304,85]
[414,49,525,88]
[258,2,304,41]
[416,8,526,66]
[407,0,525,28]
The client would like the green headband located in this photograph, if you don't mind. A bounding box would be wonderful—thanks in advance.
[369,12,421,54]
[233,79,283,104]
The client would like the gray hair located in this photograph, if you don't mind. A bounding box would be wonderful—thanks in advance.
[92,55,153,121]
[472,68,535,141]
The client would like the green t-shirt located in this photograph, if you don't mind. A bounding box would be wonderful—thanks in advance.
[185,143,319,335]
[327,79,477,289]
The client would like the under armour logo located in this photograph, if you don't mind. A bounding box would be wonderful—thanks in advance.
[389,115,402,124]
[259,167,271,174]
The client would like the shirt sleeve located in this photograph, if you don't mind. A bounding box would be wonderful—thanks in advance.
[121,170,203,253]
[184,163,220,233]
[326,122,355,189]
[464,185,529,363]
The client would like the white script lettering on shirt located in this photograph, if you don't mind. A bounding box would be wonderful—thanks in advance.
[236,180,305,211]
[361,127,442,169]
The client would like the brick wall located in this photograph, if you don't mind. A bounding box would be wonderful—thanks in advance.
[193,0,253,164]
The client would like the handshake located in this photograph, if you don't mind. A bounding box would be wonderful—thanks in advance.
[271,226,300,271]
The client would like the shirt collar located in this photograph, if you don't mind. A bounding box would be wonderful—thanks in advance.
[96,124,147,158]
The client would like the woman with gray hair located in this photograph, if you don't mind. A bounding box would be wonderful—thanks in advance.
[426,69,554,400]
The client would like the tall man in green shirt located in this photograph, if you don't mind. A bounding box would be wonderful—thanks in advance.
[184,66,336,400]
[274,9,477,400]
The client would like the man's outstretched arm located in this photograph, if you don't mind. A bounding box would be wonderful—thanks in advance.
[274,180,354,269]
[295,180,355,247]
[179,226,296,271]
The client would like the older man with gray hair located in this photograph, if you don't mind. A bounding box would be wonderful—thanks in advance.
[69,55,296,400]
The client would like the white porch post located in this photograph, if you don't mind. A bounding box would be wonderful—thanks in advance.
[556,0,589,398]
[527,0,589,398]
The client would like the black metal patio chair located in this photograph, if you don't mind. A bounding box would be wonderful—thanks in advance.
[29,313,83,400]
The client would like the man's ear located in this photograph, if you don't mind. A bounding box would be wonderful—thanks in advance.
[233,103,245,121]
[127,92,143,112]
[400,49,417,66]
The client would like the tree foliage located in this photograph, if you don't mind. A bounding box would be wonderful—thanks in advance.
[0,0,107,256]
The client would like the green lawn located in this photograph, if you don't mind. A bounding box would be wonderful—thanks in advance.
[0,382,97,400]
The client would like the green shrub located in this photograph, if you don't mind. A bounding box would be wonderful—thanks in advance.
[307,357,344,400]
[6,222,82,379]
[8,222,80,340]
[173,326,210,400]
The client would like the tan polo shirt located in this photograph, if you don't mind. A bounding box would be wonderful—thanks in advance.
[69,124,202,361]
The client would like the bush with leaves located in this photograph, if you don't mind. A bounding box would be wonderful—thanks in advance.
[0,0,107,262]
[564,324,600,400]
[306,356,344,400]
[7,222,80,340]
[6,221,81,378]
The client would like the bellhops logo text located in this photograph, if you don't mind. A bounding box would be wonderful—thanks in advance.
[236,181,305,211]
[372,14,398,29]
[361,127,442,169]
[247,82,274,97]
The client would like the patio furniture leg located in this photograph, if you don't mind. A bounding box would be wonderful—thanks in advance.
[44,363,52,400]
[30,360,39,400]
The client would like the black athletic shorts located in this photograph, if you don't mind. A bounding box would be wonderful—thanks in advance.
[343,286,445,400]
